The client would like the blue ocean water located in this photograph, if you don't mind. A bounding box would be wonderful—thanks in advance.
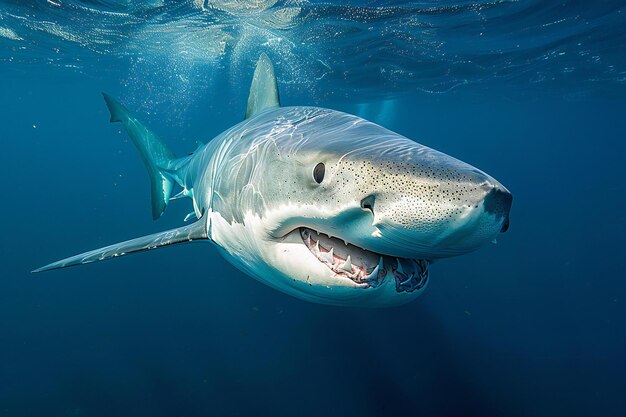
[1,1,625,416]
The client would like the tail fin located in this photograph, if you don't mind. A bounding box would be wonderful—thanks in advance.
[102,93,175,219]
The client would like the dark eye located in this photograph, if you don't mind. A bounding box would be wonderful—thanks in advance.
[313,162,325,184]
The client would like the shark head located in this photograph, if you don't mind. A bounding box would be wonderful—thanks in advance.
[207,106,511,306]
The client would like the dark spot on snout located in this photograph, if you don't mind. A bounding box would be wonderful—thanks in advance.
[483,188,512,232]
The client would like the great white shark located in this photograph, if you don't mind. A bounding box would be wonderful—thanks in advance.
[35,54,512,307]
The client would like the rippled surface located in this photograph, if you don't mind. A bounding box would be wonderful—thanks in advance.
[1,0,625,102]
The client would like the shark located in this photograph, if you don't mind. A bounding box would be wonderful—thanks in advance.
[35,54,512,307]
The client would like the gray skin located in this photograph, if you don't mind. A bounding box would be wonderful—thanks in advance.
[171,106,511,306]
[35,56,512,307]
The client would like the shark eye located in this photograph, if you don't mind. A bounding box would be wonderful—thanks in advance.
[313,163,325,184]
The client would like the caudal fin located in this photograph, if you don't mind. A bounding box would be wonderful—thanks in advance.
[102,93,176,219]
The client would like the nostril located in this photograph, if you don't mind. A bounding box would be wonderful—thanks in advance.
[360,195,375,215]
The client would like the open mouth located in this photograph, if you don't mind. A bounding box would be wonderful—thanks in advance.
[299,227,429,292]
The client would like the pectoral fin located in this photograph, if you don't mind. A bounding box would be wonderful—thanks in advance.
[33,217,209,273]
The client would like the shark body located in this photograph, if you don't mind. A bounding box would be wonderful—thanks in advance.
[36,55,512,306]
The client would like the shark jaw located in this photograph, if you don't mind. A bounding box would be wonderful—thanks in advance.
[205,189,507,305]
[204,207,431,306]
[296,227,429,293]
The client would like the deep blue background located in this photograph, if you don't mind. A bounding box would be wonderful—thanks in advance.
[1,61,625,416]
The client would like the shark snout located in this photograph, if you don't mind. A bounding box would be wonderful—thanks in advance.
[483,186,512,233]
[317,149,514,259]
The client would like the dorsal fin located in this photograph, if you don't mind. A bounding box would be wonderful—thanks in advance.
[245,53,280,119]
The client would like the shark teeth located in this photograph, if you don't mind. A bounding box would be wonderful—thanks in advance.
[393,258,430,293]
[320,248,334,263]
[299,227,391,288]
[364,265,379,281]
[399,274,414,286]
[396,258,404,275]
[299,227,431,293]
[339,255,352,273]
[364,257,383,281]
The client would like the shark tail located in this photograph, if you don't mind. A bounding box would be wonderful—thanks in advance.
[102,93,177,220]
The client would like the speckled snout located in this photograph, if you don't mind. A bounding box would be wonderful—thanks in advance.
[330,143,512,260]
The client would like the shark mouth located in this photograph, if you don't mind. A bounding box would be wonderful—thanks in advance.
[299,227,429,292]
